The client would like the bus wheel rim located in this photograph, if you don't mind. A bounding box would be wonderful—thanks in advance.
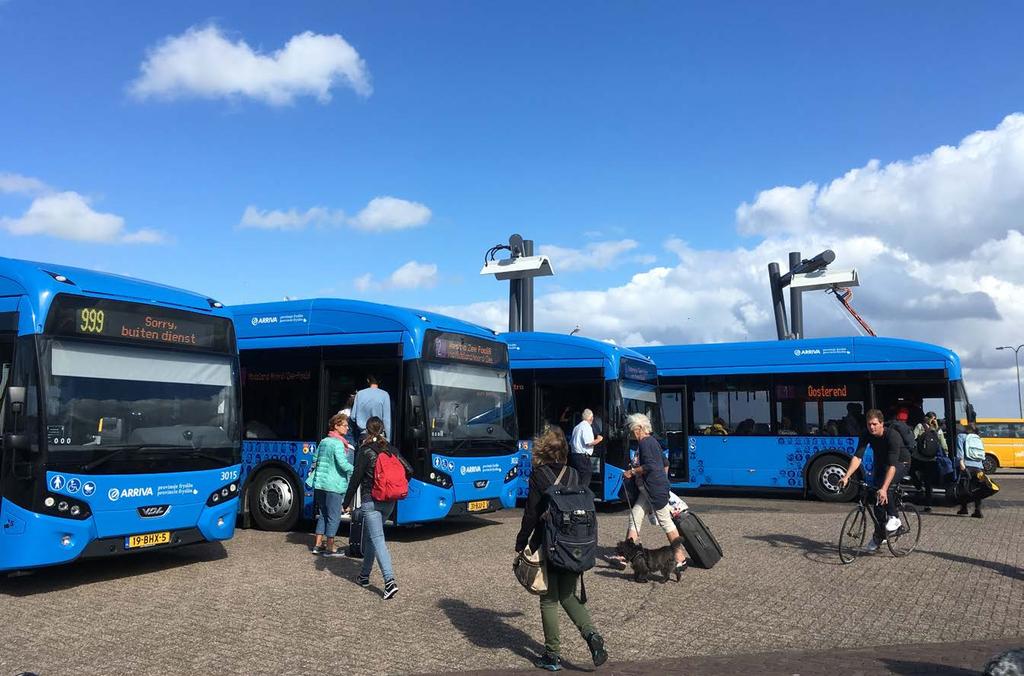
[258,475,294,518]
[820,464,846,493]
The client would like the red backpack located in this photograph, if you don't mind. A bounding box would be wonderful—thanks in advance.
[372,450,409,501]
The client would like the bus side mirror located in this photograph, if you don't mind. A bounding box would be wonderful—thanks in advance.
[8,386,25,415]
[967,404,977,425]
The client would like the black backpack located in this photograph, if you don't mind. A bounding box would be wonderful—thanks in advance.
[541,465,597,574]
[916,428,941,459]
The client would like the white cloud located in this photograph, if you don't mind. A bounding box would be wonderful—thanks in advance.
[129,25,371,105]
[0,172,50,195]
[350,196,431,232]
[389,261,438,289]
[121,229,168,245]
[1,191,164,244]
[238,205,345,230]
[540,239,640,272]
[353,261,438,292]
[353,273,374,293]
[736,113,1024,258]
[439,114,1024,418]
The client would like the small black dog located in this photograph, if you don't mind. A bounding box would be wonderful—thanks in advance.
[615,539,683,583]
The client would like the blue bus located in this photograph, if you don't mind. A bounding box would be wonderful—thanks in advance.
[635,336,974,502]
[0,257,241,572]
[504,332,661,502]
[231,299,520,530]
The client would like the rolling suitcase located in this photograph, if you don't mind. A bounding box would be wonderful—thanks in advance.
[675,510,723,569]
[347,487,364,558]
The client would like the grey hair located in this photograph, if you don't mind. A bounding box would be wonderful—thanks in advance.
[581,408,594,421]
[626,413,652,435]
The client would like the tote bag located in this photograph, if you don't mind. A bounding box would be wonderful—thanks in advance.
[513,546,548,595]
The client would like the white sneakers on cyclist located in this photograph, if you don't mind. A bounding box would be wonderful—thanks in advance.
[885,516,902,532]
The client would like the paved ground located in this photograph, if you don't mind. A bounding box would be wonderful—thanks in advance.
[2,472,1022,676]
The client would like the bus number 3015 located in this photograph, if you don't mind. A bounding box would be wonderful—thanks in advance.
[220,470,240,482]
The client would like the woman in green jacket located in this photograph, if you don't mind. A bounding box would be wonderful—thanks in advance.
[312,413,355,555]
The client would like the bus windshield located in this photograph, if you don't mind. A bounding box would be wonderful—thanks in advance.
[43,339,238,453]
[620,379,662,434]
[422,361,516,446]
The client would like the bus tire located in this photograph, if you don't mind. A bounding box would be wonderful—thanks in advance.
[809,455,857,503]
[247,467,301,532]
[982,454,999,475]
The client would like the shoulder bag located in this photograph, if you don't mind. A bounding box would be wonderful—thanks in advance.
[513,545,548,595]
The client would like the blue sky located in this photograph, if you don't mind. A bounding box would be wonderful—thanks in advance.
[3,2,1024,414]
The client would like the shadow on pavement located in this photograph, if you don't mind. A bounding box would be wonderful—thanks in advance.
[0,541,228,597]
[919,549,1024,581]
[437,598,546,664]
[744,533,843,566]
[880,658,977,675]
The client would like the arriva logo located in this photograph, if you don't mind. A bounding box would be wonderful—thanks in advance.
[251,316,278,326]
[793,349,822,356]
[107,487,155,502]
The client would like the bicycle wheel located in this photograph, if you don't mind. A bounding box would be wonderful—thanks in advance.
[886,503,921,557]
[838,506,867,564]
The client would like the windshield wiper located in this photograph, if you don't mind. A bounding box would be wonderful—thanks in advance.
[447,437,474,455]
[187,450,231,464]
[81,444,183,471]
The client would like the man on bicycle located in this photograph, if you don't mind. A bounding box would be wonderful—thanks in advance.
[838,408,911,553]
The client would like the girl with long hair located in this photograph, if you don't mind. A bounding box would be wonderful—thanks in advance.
[343,416,411,599]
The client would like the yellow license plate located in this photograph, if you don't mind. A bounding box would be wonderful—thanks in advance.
[467,500,489,512]
[125,531,171,549]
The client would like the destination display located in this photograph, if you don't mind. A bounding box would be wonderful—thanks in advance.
[425,330,508,368]
[775,382,863,401]
[622,358,657,383]
[46,295,233,352]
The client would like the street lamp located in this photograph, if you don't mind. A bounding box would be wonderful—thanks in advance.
[996,345,1024,418]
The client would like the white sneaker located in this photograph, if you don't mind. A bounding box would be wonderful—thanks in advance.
[885,516,902,532]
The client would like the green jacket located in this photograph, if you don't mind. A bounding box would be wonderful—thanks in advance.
[311,437,354,494]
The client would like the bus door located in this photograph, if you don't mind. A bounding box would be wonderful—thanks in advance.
[872,378,950,478]
[660,386,689,482]
[323,357,403,438]
[534,370,604,491]
[0,310,19,513]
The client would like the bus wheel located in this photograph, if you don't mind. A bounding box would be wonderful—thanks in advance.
[982,454,999,475]
[247,467,300,532]
[809,455,857,502]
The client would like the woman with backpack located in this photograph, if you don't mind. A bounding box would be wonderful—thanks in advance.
[910,412,947,513]
[343,416,412,599]
[311,412,355,556]
[515,427,607,672]
[955,424,987,518]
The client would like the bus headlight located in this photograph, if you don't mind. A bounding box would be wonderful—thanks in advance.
[504,465,519,483]
[41,493,91,520]
[206,480,240,507]
[428,469,453,489]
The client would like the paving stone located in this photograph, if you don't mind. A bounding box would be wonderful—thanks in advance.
[2,473,1022,675]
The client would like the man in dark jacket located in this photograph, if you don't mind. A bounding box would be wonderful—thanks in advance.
[622,413,687,574]
[839,408,911,552]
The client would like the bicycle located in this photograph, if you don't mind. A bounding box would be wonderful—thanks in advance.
[838,480,921,564]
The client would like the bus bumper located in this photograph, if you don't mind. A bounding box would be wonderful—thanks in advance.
[0,498,238,572]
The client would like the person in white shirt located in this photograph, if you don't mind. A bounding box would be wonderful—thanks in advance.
[569,409,603,488]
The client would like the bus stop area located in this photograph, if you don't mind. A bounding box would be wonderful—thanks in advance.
[2,474,1022,676]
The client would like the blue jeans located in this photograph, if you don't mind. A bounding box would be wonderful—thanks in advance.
[314,489,343,538]
[359,499,396,582]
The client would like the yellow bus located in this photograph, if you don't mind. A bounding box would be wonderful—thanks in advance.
[964,418,1024,473]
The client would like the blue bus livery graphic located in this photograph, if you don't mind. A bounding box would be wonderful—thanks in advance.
[232,298,519,530]
[503,332,662,502]
[0,257,242,572]
[634,336,971,502]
